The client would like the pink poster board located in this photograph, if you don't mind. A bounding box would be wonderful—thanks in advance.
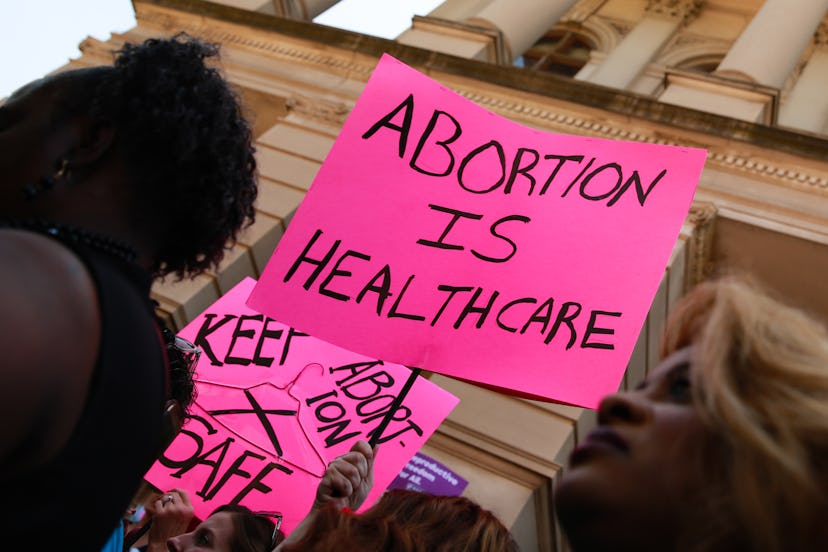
[144,277,459,532]
[248,54,707,408]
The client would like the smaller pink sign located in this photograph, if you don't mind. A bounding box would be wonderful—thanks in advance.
[144,277,458,533]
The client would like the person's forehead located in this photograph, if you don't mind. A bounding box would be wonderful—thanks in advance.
[203,511,235,531]
[198,512,237,550]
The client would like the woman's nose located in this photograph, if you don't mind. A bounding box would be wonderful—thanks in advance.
[597,391,651,425]
[166,533,184,552]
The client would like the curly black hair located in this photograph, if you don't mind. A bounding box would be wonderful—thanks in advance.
[61,33,257,279]
[160,325,198,413]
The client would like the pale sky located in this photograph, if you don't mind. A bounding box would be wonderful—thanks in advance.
[0,0,443,100]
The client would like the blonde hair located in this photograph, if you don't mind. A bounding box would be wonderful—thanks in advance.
[661,276,828,551]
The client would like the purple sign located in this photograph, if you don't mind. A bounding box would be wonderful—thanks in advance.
[388,452,468,496]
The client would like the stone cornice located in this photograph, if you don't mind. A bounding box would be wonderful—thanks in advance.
[449,86,828,194]
[135,0,827,160]
[133,0,828,196]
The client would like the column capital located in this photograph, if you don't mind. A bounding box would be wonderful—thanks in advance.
[815,21,828,49]
[645,0,703,22]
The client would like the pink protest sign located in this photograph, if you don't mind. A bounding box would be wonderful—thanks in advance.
[144,277,459,532]
[247,54,706,408]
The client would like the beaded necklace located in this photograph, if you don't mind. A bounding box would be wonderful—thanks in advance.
[0,218,139,265]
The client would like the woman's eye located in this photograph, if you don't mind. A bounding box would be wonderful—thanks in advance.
[668,374,691,400]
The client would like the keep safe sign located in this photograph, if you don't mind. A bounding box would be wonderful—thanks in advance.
[247,54,707,408]
[144,277,459,532]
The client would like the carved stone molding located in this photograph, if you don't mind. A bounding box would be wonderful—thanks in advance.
[815,21,828,49]
[685,202,717,287]
[704,150,828,192]
[646,0,703,22]
[568,15,624,53]
[286,94,350,125]
[77,36,119,65]
[603,17,634,39]
[137,7,186,32]
[562,0,607,24]
[452,86,828,195]
[136,3,376,78]
[656,33,728,67]
[669,31,727,50]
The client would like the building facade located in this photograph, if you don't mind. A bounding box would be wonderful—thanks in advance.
[62,1,828,549]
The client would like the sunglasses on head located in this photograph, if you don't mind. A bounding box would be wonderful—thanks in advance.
[163,328,201,369]
[254,511,284,549]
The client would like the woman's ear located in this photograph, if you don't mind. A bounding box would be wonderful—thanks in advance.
[68,117,116,168]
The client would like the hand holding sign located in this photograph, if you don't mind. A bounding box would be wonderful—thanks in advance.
[314,440,376,512]
[277,440,378,550]
[144,277,458,532]
[142,488,196,550]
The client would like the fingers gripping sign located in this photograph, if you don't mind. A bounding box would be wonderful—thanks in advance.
[314,439,376,513]
[146,488,196,550]
[275,441,378,550]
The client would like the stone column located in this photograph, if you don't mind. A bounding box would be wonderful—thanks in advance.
[397,0,576,63]
[582,0,702,89]
[778,23,828,134]
[660,2,828,123]
[470,0,579,62]
[428,0,492,20]
[716,0,828,88]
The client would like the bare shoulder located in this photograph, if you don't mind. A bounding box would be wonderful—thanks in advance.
[0,230,101,470]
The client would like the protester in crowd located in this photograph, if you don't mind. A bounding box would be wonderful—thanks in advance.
[554,276,828,551]
[157,502,280,552]
[277,488,519,551]
[136,439,375,552]
[0,33,257,551]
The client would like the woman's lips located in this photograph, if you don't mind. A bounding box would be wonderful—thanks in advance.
[568,426,629,465]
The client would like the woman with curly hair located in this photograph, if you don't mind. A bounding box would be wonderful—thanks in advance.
[0,34,257,550]
[277,489,519,551]
[554,276,828,551]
